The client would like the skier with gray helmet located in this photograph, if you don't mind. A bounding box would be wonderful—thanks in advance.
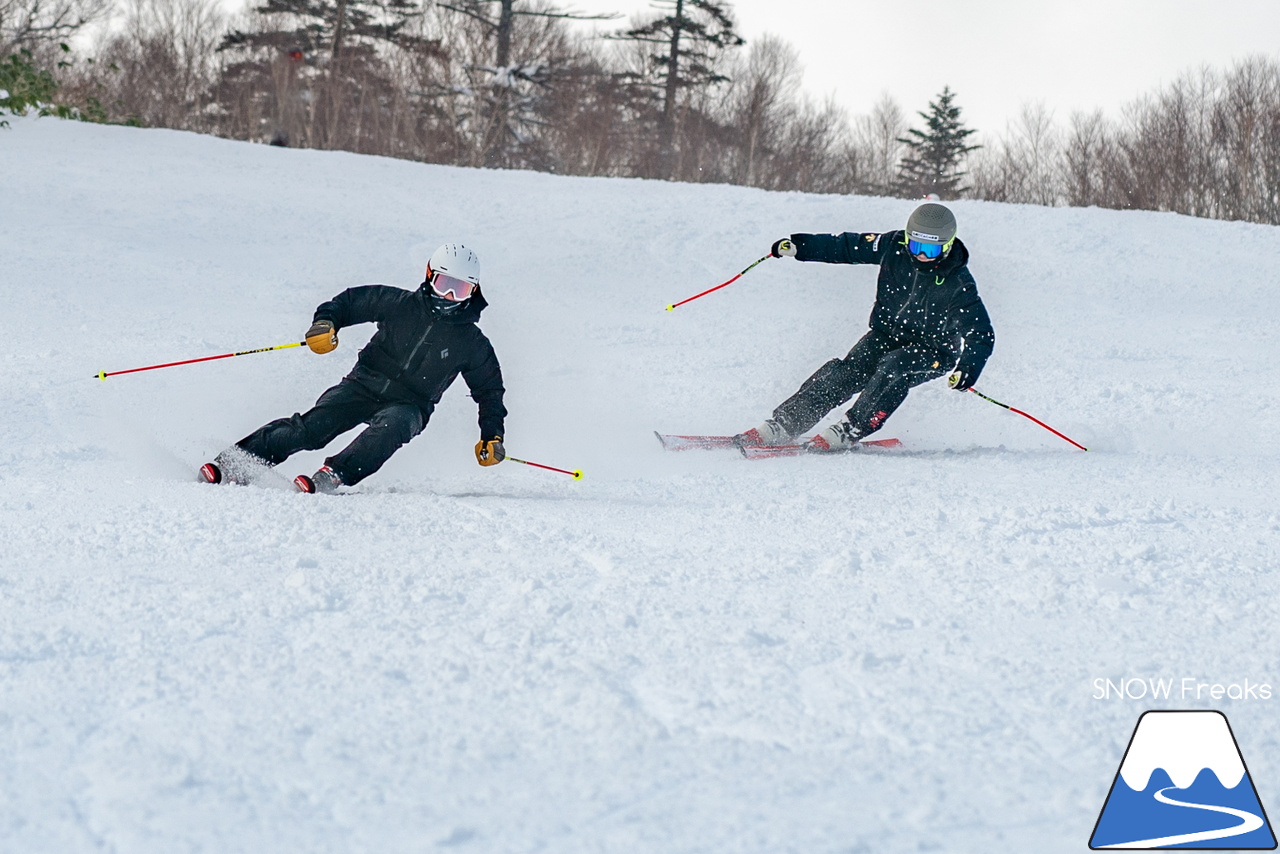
[737,202,994,452]
[200,243,508,492]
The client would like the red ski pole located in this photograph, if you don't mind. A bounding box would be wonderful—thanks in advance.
[953,376,1088,451]
[666,255,771,311]
[94,341,306,380]
[504,455,583,480]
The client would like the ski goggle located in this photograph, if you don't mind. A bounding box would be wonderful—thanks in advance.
[908,239,945,259]
[429,272,476,302]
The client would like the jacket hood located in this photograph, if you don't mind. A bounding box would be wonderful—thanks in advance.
[420,281,489,323]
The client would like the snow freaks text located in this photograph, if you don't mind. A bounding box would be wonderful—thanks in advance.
[1092,678,1273,701]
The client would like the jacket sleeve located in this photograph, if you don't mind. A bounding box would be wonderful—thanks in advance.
[312,285,400,331]
[791,231,893,265]
[952,272,995,379]
[462,333,507,441]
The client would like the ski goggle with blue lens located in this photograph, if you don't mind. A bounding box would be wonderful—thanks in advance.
[906,232,955,259]
[908,239,943,258]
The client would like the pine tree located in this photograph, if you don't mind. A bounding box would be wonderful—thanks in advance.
[439,0,617,169]
[611,0,743,180]
[217,0,435,150]
[896,86,980,199]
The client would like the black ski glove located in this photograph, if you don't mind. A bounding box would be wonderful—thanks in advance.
[948,366,980,391]
[770,238,797,258]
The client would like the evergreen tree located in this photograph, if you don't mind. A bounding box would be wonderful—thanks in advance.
[439,0,617,169]
[216,0,434,150]
[896,86,979,199]
[611,0,743,180]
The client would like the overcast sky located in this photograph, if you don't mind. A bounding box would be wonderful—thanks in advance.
[564,0,1280,140]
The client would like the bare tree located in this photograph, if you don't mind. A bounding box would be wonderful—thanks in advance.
[1060,109,1108,207]
[61,0,224,129]
[1211,57,1280,223]
[772,93,847,192]
[1,0,108,58]
[438,0,617,167]
[971,102,1060,205]
[721,33,797,187]
[845,93,904,195]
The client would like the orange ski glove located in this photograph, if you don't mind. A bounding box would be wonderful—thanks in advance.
[305,320,338,354]
[475,437,505,466]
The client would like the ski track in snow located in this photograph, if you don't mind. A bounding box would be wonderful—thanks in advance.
[2,116,1280,853]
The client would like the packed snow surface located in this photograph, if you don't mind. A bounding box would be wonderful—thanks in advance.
[2,117,1279,853]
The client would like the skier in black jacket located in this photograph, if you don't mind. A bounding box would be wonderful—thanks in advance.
[737,203,994,452]
[201,243,508,492]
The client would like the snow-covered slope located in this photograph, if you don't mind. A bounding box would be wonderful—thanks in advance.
[2,116,1279,853]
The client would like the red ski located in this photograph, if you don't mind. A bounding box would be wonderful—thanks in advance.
[654,432,740,451]
[655,431,902,456]
[739,437,903,459]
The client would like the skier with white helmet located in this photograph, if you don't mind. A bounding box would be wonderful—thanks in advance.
[201,243,508,492]
[737,203,994,452]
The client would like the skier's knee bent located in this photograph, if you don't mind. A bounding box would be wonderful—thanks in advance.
[368,404,427,445]
[326,404,427,485]
[841,352,946,436]
[773,357,866,436]
[236,413,326,465]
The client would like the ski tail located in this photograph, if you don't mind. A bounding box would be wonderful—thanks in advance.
[654,432,739,451]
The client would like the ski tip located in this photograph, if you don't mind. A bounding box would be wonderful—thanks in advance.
[199,462,223,484]
[654,430,667,449]
[293,474,316,493]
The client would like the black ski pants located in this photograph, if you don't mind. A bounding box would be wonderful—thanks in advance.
[772,330,949,439]
[236,379,427,485]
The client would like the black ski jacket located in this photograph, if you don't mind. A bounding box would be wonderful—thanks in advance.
[791,229,994,378]
[313,284,507,440]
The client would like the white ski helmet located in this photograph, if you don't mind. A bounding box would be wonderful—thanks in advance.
[426,243,480,286]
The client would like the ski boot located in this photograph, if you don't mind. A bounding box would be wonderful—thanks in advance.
[734,418,792,448]
[805,420,861,453]
[200,449,267,485]
[295,465,343,494]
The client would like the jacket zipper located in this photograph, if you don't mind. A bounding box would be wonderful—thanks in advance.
[894,267,922,327]
[382,321,436,395]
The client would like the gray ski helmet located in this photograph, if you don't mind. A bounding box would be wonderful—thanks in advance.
[905,203,957,248]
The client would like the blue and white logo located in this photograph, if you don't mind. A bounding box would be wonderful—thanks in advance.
[1091,710,1276,849]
